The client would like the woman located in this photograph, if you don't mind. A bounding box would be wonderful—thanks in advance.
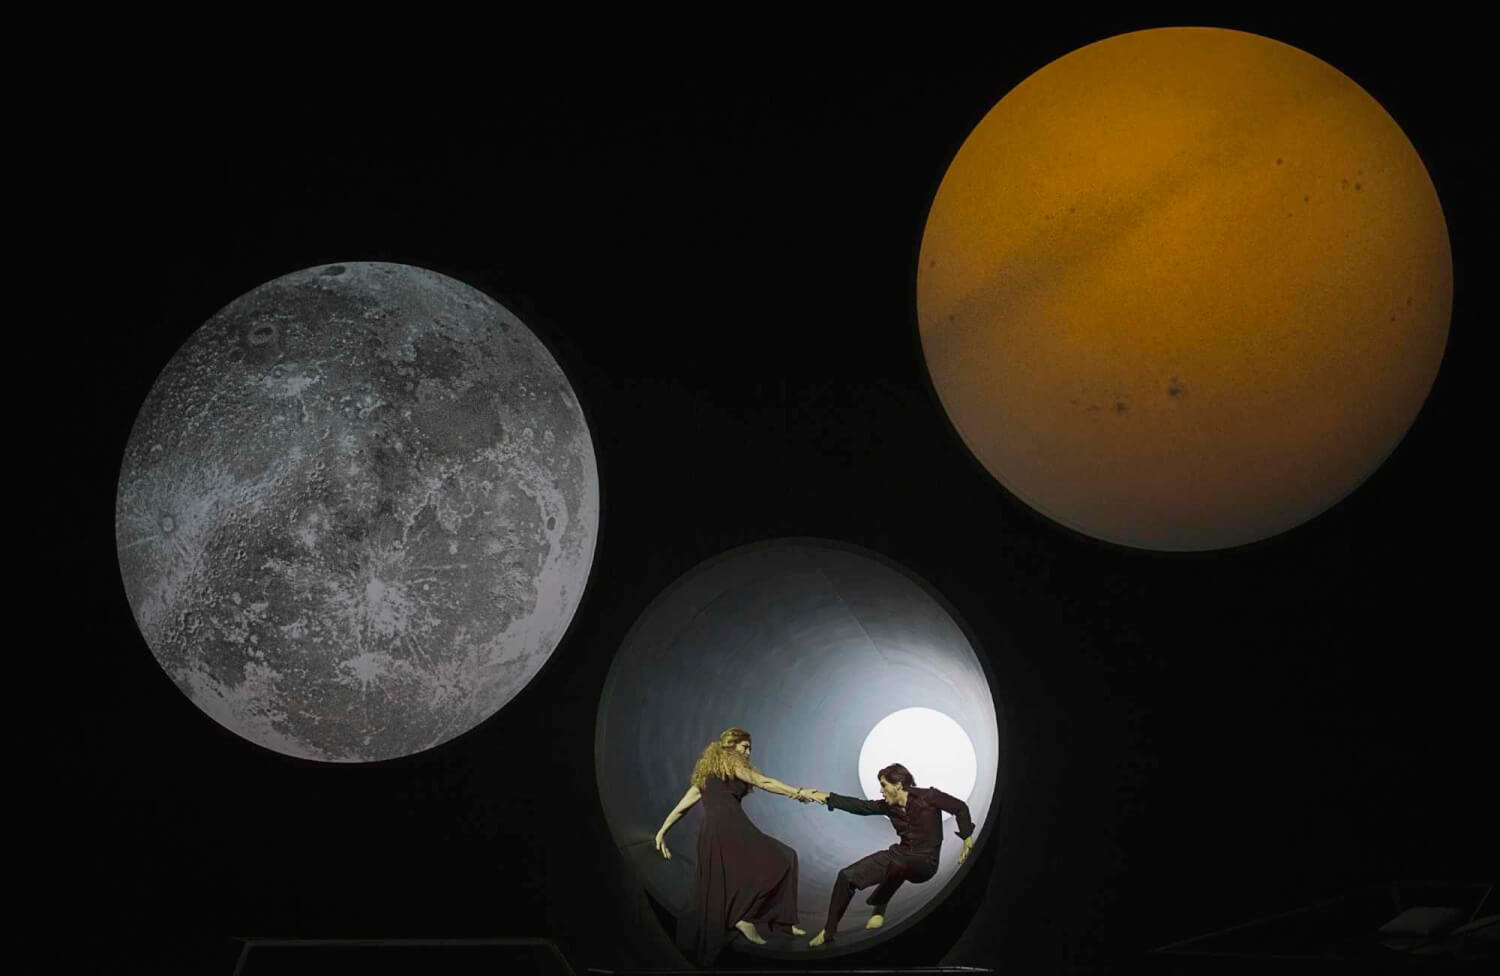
[655,727,814,965]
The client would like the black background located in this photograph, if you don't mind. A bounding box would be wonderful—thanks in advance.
[46,13,1492,974]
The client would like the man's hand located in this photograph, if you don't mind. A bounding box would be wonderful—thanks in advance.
[807,790,829,804]
[957,835,975,865]
[655,833,671,860]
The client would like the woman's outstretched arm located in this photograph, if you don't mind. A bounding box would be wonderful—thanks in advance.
[654,784,701,859]
[735,767,808,799]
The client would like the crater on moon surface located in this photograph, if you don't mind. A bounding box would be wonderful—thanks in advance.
[116,262,600,762]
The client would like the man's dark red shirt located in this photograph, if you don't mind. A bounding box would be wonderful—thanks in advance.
[824,786,974,862]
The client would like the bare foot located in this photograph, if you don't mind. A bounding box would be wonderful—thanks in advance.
[791,926,807,936]
[866,914,885,929]
[809,929,829,947]
[734,920,766,945]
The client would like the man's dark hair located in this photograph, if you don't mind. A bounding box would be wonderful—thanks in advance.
[878,763,916,789]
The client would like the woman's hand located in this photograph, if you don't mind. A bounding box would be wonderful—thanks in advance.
[655,833,671,860]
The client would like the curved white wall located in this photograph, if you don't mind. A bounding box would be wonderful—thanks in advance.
[595,539,1003,959]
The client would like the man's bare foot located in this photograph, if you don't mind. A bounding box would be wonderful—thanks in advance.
[809,929,829,947]
[734,920,766,945]
[790,925,807,936]
[866,914,885,929]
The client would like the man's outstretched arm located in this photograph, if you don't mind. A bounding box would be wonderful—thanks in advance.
[821,792,888,816]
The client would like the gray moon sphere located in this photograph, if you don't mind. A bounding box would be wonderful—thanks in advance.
[115,262,600,762]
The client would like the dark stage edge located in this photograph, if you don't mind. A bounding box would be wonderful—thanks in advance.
[1146,881,1499,973]
[586,970,995,975]
[230,938,574,976]
[228,942,1001,976]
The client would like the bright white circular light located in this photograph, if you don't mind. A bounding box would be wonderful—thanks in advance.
[858,707,978,820]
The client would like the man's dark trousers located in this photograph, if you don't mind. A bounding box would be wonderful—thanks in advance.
[824,848,937,935]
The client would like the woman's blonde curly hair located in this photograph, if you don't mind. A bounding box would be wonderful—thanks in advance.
[690,727,758,789]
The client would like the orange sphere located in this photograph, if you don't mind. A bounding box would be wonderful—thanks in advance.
[917,28,1451,550]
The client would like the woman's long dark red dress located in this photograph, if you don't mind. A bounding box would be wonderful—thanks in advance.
[676,774,800,966]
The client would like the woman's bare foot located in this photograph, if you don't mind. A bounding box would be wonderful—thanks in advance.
[734,920,766,944]
[790,925,807,936]
[866,913,885,929]
[809,929,829,947]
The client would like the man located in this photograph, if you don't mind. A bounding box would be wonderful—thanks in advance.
[802,763,978,946]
